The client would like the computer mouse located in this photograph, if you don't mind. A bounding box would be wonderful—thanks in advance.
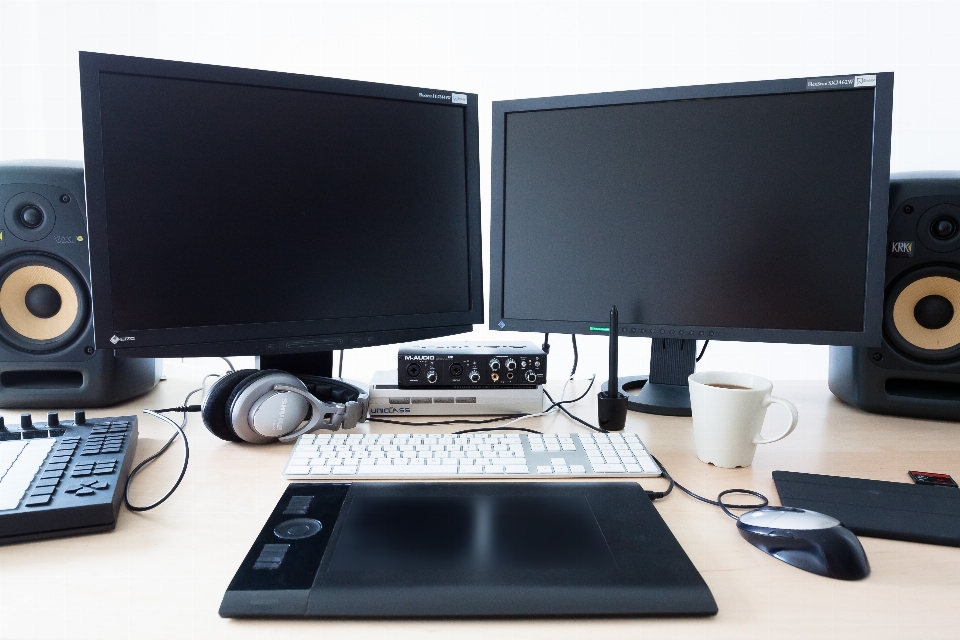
[737,506,870,580]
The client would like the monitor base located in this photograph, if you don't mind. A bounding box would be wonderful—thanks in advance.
[258,351,333,378]
[601,376,692,417]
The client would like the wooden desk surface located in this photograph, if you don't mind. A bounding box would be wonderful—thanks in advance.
[2,361,958,639]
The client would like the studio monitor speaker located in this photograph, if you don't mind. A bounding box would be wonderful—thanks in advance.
[830,172,960,420]
[0,160,160,408]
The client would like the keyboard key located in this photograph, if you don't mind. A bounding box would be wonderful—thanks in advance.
[286,465,310,475]
[331,467,357,475]
[593,463,626,473]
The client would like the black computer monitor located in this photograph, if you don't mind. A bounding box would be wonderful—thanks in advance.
[79,52,483,376]
[490,73,893,415]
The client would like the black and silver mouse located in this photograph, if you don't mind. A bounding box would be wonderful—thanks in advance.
[737,506,870,580]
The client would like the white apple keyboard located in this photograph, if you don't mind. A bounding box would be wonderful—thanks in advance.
[282,431,661,479]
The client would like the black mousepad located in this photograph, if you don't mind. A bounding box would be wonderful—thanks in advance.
[773,471,960,547]
[219,482,717,618]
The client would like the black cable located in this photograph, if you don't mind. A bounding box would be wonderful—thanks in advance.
[696,340,710,362]
[369,415,526,427]
[153,405,201,413]
[124,410,190,512]
[454,426,543,435]
[123,373,220,512]
[647,454,767,517]
[570,334,579,377]
[542,333,550,354]
[338,350,344,378]
[542,378,606,433]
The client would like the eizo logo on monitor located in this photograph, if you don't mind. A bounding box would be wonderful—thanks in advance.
[109,335,135,344]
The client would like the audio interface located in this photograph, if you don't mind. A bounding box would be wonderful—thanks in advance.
[398,342,547,388]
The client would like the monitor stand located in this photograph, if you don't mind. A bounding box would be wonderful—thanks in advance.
[257,351,333,378]
[600,338,696,417]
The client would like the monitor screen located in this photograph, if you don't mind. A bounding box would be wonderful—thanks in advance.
[80,53,483,358]
[490,74,892,347]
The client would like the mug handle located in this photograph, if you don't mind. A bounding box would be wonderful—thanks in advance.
[753,395,799,444]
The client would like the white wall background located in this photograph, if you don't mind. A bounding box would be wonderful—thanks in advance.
[1,1,958,384]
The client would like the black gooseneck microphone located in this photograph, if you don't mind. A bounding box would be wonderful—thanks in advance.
[598,305,628,431]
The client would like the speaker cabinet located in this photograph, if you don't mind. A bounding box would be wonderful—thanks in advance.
[0,160,160,408]
[830,172,960,420]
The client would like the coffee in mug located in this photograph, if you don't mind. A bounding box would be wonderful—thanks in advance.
[688,371,799,468]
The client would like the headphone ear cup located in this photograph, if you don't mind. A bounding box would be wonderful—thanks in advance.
[200,369,258,442]
[226,369,305,442]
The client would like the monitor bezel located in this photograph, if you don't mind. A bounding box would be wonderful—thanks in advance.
[489,73,893,346]
[79,52,484,357]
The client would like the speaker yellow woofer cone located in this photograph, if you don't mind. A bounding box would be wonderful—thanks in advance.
[0,265,80,340]
[891,276,960,351]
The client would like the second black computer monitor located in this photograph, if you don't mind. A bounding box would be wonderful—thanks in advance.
[491,73,893,415]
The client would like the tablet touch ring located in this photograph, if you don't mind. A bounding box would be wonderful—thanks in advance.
[274,518,322,540]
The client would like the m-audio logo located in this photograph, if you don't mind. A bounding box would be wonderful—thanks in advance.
[109,335,135,344]
[371,406,411,414]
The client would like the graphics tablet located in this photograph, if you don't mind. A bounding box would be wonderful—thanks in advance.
[219,482,717,618]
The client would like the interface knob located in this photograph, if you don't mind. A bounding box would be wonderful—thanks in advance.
[469,370,481,383]
[20,413,35,430]
[489,358,501,371]
[525,370,538,383]
[426,370,438,383]
[74,409,86,425]
[47,412,60,427]
[505,358,517,371]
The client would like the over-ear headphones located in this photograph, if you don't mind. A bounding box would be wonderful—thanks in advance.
[200,369,369,444]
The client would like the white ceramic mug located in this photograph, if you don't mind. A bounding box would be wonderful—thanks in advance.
[687,371,799,468]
